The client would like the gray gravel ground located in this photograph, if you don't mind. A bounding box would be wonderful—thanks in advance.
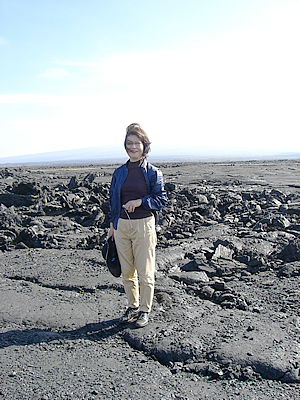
[1,160,300,399]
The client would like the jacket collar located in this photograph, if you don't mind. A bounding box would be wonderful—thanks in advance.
[126,158,148,169]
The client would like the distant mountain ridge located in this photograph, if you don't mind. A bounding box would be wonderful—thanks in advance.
[0,145,127,165]
[0,145,299,166]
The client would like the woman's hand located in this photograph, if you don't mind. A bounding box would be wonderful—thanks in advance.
[123,199,142,213]
[108,223,114,240]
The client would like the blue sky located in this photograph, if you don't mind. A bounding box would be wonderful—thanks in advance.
[0,0,299,159]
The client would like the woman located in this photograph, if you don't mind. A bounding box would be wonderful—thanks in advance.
[108,123,167,328]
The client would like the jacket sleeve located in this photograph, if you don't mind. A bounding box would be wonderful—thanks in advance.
[109,172,116,222]
[141,168,167,211]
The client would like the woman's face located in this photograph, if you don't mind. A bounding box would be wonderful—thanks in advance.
[125,134,144,162]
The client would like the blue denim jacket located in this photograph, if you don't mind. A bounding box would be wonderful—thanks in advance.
[109,159,167,229]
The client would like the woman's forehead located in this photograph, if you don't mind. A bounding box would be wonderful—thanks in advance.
[127,134,140,141]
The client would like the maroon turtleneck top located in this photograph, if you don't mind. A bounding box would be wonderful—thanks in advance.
[120,160,152,220]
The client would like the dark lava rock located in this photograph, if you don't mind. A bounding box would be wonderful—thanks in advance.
[1,161,300,399]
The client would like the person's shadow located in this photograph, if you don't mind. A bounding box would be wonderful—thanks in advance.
[0,318,133,349]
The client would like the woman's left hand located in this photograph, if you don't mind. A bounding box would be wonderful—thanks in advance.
[108,223,114,240]
[123,199,142,213]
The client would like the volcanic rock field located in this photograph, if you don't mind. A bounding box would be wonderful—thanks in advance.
[0,160,300,399]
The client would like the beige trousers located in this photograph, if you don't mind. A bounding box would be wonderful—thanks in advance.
[114,216,157,313]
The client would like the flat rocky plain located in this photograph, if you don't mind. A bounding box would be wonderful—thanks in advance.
[0,159,300,399]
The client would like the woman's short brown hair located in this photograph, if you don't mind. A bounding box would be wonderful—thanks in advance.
[124,123,151,157]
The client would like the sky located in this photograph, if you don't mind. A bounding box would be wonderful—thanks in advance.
[0,0,300,160]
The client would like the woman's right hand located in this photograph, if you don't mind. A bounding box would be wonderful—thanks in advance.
[108,223,114,240]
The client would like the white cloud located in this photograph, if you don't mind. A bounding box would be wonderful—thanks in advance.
[1,92,134,157]
[0,94,58,104]
[39,67,71,79]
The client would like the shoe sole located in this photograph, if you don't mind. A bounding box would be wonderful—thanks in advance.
[119,314,139,324]
[135,319,149,328]
[135,322,148,328]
